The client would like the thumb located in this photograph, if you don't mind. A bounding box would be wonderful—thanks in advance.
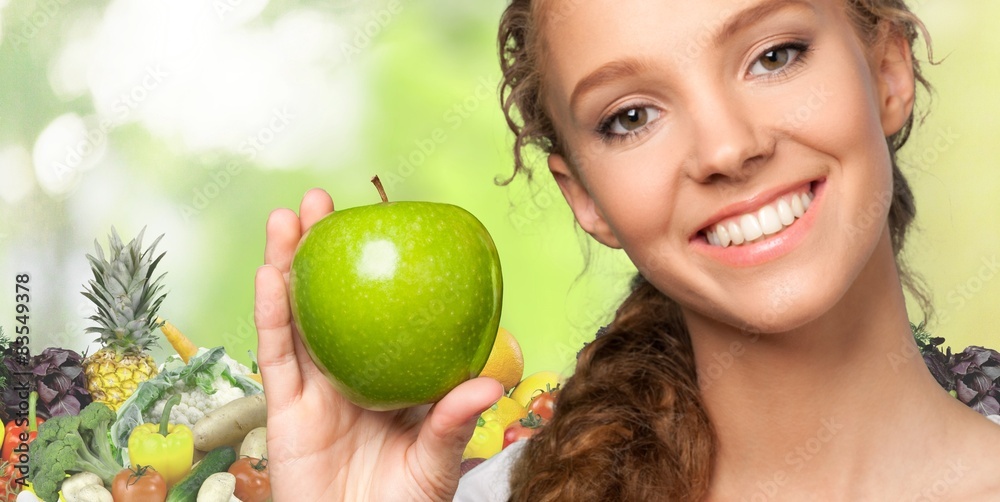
[412,377,505,493]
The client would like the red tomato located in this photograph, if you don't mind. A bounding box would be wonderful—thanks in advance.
[503,412,544,449]
[229,457,271,502]
[526,387,558,422]
[111,465,167,502]
[1,461,20,502]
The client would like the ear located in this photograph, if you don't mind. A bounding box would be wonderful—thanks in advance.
[548,153,622,248]
[873,29,916,137]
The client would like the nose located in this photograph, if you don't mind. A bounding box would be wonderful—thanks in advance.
[683,87,773,184]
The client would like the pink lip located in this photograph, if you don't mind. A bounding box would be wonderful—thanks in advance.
[690,178,827,268]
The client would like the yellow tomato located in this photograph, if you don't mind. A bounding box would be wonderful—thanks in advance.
[510,371,563,408]
[486,397,528,430]
[462,418,504,460]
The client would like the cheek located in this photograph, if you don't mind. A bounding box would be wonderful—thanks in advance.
[781,58,896,224]
[581,145,684,247]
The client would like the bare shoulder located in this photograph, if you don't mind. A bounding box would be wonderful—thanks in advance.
[944,415,1000,500]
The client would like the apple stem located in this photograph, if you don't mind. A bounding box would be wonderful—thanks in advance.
[371,175,389,203]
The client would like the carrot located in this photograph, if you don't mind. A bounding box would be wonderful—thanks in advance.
[159,318,199,363]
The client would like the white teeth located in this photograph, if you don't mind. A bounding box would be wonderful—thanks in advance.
[758,205,782,235]
[716,224,731,247]
[739,214,764,241]
[708,231,720,246]
[727,221,745,245]
[777,199,795,226]
[791,195,805,217]
[704,188,815,248]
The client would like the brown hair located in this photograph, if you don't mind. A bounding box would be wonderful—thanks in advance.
[498,1,933,500]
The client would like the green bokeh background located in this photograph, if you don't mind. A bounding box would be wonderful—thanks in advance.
[0,0,997,380]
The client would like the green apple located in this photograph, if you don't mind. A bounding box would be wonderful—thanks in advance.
[289,178,503,411]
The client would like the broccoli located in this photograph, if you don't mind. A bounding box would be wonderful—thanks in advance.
[28,402,122,502]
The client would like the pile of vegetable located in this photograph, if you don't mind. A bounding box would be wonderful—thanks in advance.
[17,344,270,502]
[3,228,271,502]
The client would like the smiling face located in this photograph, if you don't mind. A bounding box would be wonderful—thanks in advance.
[538,0,916,332]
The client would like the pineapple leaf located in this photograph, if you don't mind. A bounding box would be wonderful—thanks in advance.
[82,227,169,352]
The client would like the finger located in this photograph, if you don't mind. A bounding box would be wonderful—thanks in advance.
[264,208,302,274]
[299,188,334,234]
[411,377,505,490]
[255,264,303,404]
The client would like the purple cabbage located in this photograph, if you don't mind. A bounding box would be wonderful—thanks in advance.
[950,346,1000,416]
[2,347,92,419]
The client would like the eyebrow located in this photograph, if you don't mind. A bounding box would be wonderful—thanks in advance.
[569,0,816,109]
[570,57,658,110]
[716,0,815,42]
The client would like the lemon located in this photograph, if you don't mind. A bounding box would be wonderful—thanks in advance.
[510,370,563,407]
[477,327,524,393]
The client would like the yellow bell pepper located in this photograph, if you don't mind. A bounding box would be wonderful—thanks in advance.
[127,395,193,488]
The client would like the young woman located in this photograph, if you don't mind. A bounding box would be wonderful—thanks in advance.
[255,0,1000,500]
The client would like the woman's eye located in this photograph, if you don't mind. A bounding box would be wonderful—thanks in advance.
[749,46,801,76]
[605,106,660,135]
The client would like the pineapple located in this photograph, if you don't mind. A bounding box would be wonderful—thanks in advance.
[82,227,168,411]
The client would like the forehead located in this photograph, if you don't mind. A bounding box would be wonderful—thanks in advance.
[538,0,842,38]
[534,0,854,106]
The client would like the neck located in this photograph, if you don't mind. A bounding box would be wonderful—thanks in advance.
[686,228,966,500]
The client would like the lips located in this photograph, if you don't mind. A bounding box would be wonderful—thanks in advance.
[703,188,814,247]
[689,178,826,268]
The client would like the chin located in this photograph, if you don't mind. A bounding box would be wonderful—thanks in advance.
[681,266,858,336]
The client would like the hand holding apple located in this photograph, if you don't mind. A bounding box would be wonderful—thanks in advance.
[289,177,504,410]
[255,187,504,501]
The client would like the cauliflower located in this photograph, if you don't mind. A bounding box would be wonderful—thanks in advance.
[144,376,246,428]
[219,353,252,377]
[111,347,264,454]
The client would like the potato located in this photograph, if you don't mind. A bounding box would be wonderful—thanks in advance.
[76,485,112,502]
[196,472,236,502]
[193,394,266,451]
[239,427,267,459]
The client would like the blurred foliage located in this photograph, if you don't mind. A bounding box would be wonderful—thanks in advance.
[0,0,997,381]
